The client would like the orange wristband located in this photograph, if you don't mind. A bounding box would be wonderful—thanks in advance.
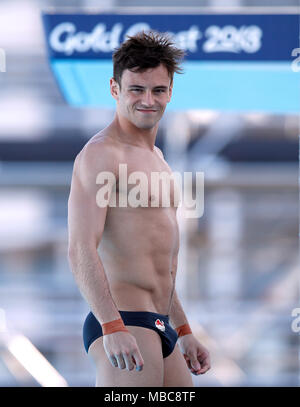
[102,318,129,335]
[175,323,192,337]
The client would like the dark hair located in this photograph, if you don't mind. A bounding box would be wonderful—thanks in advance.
[112,31,185,87]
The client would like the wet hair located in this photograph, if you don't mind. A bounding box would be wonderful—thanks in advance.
[112,30,185,88]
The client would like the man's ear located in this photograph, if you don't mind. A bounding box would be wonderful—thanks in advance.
[110,77,120,100]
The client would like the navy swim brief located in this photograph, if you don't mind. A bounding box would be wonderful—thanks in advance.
[83,310,178,358]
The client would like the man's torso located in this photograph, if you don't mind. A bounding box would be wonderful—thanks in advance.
[88,130,180,315]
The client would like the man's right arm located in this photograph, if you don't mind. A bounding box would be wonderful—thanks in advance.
[67,143,121,324]
[67,142,144,371]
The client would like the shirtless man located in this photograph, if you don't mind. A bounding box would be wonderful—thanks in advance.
[67,31,210,387]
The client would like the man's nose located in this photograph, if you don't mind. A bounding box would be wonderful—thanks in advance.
[141,90,154,106]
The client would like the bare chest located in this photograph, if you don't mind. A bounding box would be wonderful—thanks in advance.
[115,152,180,208]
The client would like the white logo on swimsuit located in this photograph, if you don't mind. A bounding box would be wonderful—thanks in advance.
[155,319,165,332]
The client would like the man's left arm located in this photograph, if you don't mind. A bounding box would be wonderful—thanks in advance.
[169,289,211,376]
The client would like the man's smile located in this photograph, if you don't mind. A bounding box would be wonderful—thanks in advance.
[136,109,158,113]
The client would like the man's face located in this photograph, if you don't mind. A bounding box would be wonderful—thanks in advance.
[110,64,173,130]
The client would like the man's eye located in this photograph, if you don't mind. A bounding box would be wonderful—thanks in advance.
[131,89,142,92]
[155,89,165,93]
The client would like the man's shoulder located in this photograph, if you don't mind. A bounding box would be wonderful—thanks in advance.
[154,145,165,160]
[74,129,122,178]
[84,128,120,155]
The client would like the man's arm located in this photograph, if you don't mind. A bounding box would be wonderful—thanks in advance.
[67,141,144,371]
[67,142,121,324]
[169,290,211,376]
[168,289,190,330]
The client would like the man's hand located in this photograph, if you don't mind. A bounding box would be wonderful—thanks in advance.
[177,334,211,375]
[103,331,144,372]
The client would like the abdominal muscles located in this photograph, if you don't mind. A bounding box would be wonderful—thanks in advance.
[98,206,179,312]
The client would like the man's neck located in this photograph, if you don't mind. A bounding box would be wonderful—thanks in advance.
[111,114,158,151]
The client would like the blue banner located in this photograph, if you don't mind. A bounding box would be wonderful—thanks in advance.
[42,13,298,61]
[41,13,300,113]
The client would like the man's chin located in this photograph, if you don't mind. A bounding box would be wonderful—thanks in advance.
[134,119,159,130]
[137,123,157,130]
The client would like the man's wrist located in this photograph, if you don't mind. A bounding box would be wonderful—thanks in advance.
[175,323,192,338]
[102,317,129,335]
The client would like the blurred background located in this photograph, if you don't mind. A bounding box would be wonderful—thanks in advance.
[0,0,299,387]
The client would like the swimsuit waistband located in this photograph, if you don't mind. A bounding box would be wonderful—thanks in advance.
[118,310,169,321]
